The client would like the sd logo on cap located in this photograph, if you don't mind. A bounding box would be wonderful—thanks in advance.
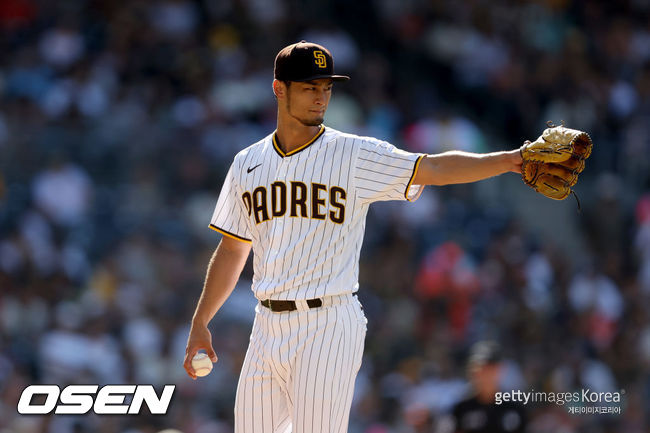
[274,41,350,82]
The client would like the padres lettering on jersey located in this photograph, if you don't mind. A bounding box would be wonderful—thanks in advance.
[242,181,346,225]
[210,126,425,300]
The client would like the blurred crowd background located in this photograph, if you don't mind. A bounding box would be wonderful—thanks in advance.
[1,0,650,432]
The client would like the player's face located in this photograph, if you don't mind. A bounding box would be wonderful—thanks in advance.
[284,79,333,126]
[470,363,501,393]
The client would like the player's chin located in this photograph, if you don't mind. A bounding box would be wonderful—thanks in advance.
[302,116,324,127]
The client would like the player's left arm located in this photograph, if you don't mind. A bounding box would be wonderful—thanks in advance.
[413,149,523,186]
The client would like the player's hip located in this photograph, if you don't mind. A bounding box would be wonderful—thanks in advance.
[247,292,367,375]
[255,292,363,316]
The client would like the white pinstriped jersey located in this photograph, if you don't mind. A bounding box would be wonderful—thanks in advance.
[210,125,425,300]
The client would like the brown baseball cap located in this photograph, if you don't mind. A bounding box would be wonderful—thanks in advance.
[274,41,350,82]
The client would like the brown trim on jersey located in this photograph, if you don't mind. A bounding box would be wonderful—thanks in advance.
[272,125,325,158]
[209,224,252,244]
[405,154,425,201]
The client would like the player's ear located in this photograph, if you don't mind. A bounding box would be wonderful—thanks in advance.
[273,79,287,99]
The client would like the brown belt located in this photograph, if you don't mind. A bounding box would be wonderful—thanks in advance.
[260,298,323,312]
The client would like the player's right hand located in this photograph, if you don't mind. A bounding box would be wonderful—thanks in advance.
[183,324,218,380]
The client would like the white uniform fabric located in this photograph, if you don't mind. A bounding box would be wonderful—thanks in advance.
[210,126,425,300]
[209,125,425,433]
[236,294,366,433]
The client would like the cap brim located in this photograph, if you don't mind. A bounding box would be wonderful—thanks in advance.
[292,74,350,82]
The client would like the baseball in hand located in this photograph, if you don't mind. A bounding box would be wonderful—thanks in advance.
[191,353,213,377]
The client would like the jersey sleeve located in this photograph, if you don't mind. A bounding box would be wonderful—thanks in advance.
[354,138,426,203]
[209,164,252,244]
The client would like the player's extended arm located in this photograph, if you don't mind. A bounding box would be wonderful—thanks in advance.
[183,236,251,379]
[413,149,523,186]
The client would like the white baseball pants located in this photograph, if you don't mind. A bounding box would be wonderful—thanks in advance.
[234,293,367,433]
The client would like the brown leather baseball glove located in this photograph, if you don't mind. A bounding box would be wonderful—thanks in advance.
[520,123,593,202]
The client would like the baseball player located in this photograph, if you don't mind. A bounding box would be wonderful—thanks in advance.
[445,341,527,433]
[183,41,523,433]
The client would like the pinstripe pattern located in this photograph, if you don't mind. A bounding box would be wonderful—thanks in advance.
[210,127,425,300]
[235,295,367,433]
[210,126,425,432]
[210,164,254,242]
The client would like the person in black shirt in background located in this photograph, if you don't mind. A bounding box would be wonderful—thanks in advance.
[448,341,527,433]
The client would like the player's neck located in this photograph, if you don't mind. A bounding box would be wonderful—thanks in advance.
[275,118,322,154]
